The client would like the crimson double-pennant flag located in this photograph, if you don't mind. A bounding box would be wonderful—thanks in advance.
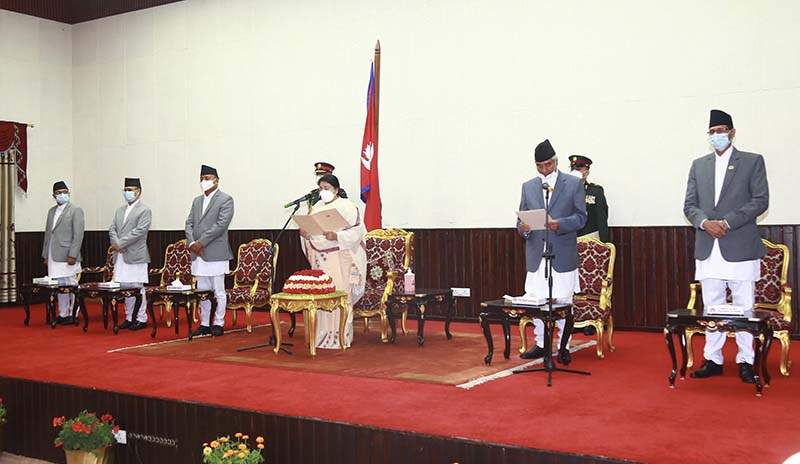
[359,63,382,231]
[0,121,28,192]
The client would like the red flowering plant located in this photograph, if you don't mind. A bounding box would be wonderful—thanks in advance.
[53,411,118,451]
[0,397,6,424]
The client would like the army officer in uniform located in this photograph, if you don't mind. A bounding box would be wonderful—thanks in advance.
[570,155,609,242]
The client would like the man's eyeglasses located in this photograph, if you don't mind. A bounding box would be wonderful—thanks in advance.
[707,127,731,135]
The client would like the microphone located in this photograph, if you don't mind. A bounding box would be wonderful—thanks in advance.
[541,182,553,192]
[283,189,318,208]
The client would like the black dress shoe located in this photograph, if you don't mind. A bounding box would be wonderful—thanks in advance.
[59,316,75,325]
[690,360,723,378]
[119,320,132,330]
[55,316,65,325]
[520,346,545,359]
[557,348,571,365]
[211,325,224,337]
[129,321,147,331]
[191,325,211,337]
[738,362,756,384]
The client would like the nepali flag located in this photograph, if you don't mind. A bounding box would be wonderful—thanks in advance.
[360,62,382,231]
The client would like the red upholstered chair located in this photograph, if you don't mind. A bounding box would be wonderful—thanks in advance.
[687,239,793,376]
[79,246,115,285]
[352,229,414,342]
[226,239,277,333]
[146,239,193,327]
[520,236,617,358]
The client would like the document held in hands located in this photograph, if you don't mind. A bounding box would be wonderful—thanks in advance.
[293,209,351,236]
[516,209,548,231]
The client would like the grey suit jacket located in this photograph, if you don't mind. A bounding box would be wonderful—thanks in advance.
[109,202,152,264]
[185,190,234,262]
[42,203,85,262]
[517,171,587,272]
[684,148,769,262]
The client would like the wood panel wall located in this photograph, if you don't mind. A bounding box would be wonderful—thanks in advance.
[0,376,631,464]
[13,225,800,335]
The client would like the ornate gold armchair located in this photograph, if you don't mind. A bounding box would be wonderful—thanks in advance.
[226,239,278,333]
[687,239,793,376]
[79,246,115,285]
[146,239,193,327]
[519,236,616,358]
[352,228,414,342]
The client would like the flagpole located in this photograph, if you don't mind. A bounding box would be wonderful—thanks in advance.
[373,40,380,153]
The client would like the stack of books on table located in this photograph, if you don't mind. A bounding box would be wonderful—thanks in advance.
[502,294,546,306]
[167,283,192,291]
[33,277,59,285]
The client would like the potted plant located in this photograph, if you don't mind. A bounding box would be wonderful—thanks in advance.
[0,397,6,453]
[53,410,118,464]
[202,433,265,463]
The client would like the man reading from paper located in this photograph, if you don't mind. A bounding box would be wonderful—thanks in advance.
[516,139,587,363]
[299,174,366,349]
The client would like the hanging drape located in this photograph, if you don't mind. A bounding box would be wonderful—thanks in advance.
[0,120,27,303]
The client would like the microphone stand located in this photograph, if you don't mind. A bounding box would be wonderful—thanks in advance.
[237,202,301,354]
[513,181,590,386]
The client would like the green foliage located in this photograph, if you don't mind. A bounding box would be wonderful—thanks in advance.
[53,410,117,451]
[202,433,265,464]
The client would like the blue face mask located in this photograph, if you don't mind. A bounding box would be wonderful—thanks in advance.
[55,193,70,205]
[124,191,136,203]
[708,132,731,151]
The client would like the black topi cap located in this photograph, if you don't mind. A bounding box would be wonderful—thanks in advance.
[200,165,218,177]
[124,177,141,188]
[569,155,593,168]
[534,139,556,163]
[709,109,733,129]
[52,181,68,192]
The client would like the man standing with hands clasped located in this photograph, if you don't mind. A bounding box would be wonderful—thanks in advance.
[684,109,769,384]
[186,164,234,337]
[517,140,587,363]
[109,177,152,330]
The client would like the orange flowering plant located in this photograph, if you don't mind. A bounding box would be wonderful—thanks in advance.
[53,410,118,451]
[0,397,6,424]
[202,433,265,463]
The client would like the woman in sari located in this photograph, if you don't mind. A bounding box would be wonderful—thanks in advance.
[300,174,367,348]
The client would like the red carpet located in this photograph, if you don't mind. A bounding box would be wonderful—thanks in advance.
[1,304,799,463]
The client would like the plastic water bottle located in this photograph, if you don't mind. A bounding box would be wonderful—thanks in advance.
[404,268,416,293]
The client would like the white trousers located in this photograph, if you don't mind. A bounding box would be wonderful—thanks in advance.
[700,278,755,365]
[56,276,78,317]
[122,286,148,323]
[195,275,226,327]
[532,295,573,349]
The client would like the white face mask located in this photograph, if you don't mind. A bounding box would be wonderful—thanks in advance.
[200,179,215,192]
[319,189,335,203]
[708,132,731,151]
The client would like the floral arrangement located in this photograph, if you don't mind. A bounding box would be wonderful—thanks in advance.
[0,397,6,424]
[202,433,265,463]
[282,269,336,295]
[53,410,118,451]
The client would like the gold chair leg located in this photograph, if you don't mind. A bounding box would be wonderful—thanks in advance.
[777,331,792,376]
[379,311,388,343]
[362,316,370,332]
[164,302,173,328]
[401,308,408,335]
[594,321,605,359]
[245,305,253,333]
[232,308,238,326]
[607,315,615,352]
[519,318,533,354]
[686,331,696,369]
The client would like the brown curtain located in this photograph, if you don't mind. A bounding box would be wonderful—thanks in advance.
[0,121,27,303]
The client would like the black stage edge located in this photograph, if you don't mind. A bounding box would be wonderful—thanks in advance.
[0,376,637,464]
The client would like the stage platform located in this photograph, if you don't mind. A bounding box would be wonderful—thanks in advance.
[0,304,798,464]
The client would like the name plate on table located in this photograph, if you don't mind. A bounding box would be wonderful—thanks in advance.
[98,281,121,289]
[706,304,746,317]
[33,277,59,285]
[167,284,192,291]
[502,294,546,306]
